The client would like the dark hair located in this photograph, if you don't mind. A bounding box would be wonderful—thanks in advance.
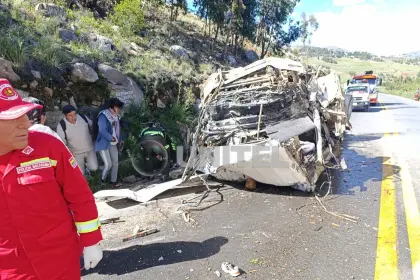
[23,97,46,124]
[62,105,77,115]
[108,97,124,109]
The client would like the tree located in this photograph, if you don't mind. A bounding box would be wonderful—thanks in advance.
[228,0,246,50]
[300,12,319,51]
[167,0,188,21]
[110,0,144,36]
[255,0,301,59]
[240,0,258,44]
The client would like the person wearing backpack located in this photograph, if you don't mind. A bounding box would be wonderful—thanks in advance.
[57,105,98,174]
[95,98,124,188]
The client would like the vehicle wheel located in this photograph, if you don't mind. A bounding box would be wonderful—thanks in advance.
[364,105,370,112]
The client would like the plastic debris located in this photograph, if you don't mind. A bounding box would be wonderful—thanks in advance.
[221,262,241,277]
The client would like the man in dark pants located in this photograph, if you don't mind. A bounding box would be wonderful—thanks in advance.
[138,125,176,180]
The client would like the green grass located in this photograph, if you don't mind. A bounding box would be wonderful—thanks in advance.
[0,31,27,68]
[307,57,420,84]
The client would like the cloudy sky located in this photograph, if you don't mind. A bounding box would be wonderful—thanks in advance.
[293,0,419,55]
[186,0,418,56]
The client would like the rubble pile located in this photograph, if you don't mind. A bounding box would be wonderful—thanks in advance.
[183,58,352,192]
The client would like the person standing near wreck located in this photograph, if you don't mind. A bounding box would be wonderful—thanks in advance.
[0,79,103,279]
[23,96,62,141]
[57,105,98,175]
[95,97,124,188]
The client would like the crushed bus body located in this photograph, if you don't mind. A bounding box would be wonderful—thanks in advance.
[182,58,353,192]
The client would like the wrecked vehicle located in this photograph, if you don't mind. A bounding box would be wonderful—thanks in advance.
[182,57,352,192]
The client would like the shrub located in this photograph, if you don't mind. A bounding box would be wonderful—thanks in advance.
[0,31,27,68]
[32,36,72,67]
[110,0,144,37]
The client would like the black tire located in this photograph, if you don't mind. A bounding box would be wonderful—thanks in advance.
[131,139,169,177]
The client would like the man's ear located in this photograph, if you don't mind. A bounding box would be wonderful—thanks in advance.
[40,114,47,125]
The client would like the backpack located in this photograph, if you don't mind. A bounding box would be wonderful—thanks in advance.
[59,113,90,142]
[90,112,100,144]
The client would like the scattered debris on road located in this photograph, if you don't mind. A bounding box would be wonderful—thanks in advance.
[99,217,121,225]
[221,262,241,277]
[122,228,159,242]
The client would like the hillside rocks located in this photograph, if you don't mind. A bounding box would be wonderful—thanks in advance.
[35,3,66,20]
[245,50,259,63]
[170,45,189,59]
[44,87,53,97]
[98,64,143,106]
[30,80,38,89]
[98,64,125,83]
[0,58,20,82]
[59,28,77,43]
[86,33,114,52]
[16,89,30,98]
[71,63,99,83]
[31,70,41,79]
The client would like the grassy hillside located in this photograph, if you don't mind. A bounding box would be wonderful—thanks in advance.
[306,57,420,99]
[306,57,420,82]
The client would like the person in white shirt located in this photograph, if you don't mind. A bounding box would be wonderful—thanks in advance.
[23,97,63,141]
[56,105,98,174]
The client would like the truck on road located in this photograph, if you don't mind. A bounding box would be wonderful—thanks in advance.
[346,83,371,112]
[348,71,382,106]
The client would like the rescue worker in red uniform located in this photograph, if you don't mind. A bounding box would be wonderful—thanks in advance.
[0,78,103,279]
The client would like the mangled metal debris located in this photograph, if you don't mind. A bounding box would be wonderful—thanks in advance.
[182,57,352,192]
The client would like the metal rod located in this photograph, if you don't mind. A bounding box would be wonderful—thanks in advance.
[257,103,263,139]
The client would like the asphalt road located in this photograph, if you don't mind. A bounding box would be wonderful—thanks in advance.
[83,93,420,280]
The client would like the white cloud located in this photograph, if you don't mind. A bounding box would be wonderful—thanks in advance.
[310,3,420,55]
[333,0,365,7]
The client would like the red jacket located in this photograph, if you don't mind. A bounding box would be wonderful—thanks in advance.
[0,131,103,279]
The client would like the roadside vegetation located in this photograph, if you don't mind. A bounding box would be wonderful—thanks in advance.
[299,46,420,98]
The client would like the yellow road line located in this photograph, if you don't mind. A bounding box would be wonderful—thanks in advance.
[394,132,420,279]
[374,132,399,280]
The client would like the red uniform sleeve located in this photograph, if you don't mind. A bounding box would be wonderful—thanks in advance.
[48,136,103,247]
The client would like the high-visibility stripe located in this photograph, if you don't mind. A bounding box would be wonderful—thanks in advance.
[50,160,57,166]
[20,157,51,167]
[75,218,101,234]
[143,131,164,137]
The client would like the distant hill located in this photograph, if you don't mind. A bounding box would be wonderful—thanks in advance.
[402,51,420,58]
[324,46,350,53]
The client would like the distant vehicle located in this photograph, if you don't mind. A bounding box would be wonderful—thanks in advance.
[348,71,382,106]
[346,83,370,112]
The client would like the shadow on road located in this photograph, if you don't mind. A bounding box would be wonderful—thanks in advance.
[369,105,419,113]
[326,133,400,195]
[379,102,406,106]
[83,237,229,276]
